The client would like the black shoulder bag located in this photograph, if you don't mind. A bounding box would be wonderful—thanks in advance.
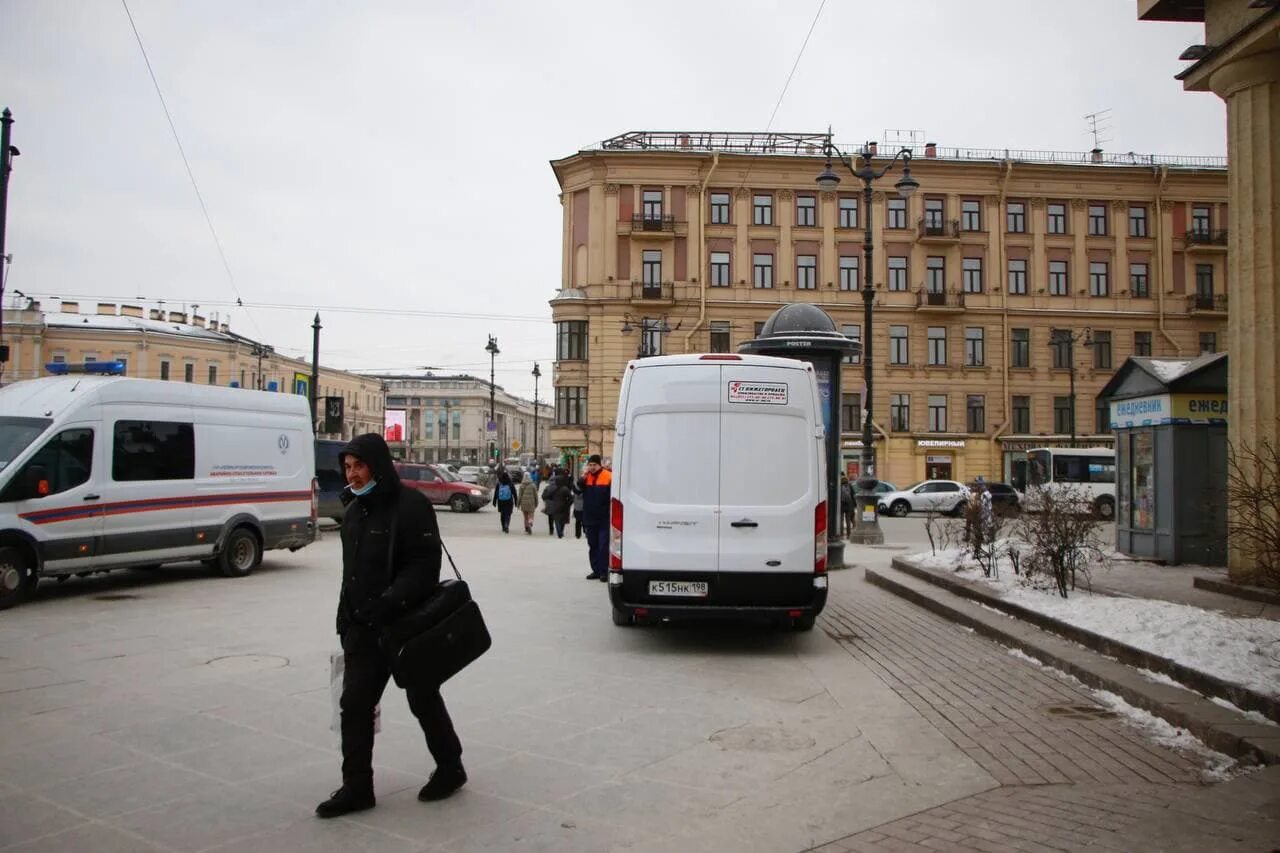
[381,513,492,689]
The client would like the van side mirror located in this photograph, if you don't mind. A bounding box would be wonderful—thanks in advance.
[23,465,50,499]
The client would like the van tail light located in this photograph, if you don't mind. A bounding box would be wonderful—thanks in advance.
[310,478,319,523]
[609,497,623,571]
[814,500,828,574]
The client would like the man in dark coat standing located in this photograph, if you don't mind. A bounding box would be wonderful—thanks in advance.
[577,454,612,581]
[316,433,466,819]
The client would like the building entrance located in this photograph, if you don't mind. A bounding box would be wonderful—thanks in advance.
[926,454,953,480]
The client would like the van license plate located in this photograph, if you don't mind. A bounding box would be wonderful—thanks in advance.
[649,581,708,597]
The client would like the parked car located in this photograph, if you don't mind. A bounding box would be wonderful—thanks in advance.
[455,465,486,484]
[877,480,972,517]
[969,481,1022,512]
[395,463,489,512]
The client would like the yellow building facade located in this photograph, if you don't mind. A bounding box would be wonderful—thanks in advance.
[1,300,386,440]
[549,132,1228,488]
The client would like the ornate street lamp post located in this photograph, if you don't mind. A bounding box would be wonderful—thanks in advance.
[816,132,919,544]
[531,362,541,463]
[1050,328,1094,447]
[485,335,499,462]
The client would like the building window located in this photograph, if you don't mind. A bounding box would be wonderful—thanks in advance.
[754,321,766,338]
[642,189,663,221]
[924,199,944,229]
[239,369,245,388]
[1007,201,1026,233]
[116,358,128,376]
[1008,259,1027,295]
[796,195,816,227]
[1092,330,1112,369]
[1047,202,1067,234]
[1096,401,1110,436]
[1088,204,1108,236]
[1012,396,1031,433]
[1130,263,1149,298]
[841,324,861,364]
[709,321,731,353]
[184,363,194,383]
[642,249,662,286]
[1089,262,1110,296]
[926,256,945,293]
[753,254,774,288]
[710,192,731,224]
[1047,260,1068,296]
[839,255,859,291]
[1200,332,1217,354]
[753,194,773,225]
[1195,263,1215,297]
[928,395,948,432]
[967,395,985,433]
[159,360,171,381]
[1191,205,1211,236]
[888,256,908,291]
[1051,329,1072,369]
[927,327,947,366]
[1129,205,1148,237]
[710,251,731,286]
[642,321,664,357]
[838,197,858,228]
[890,394,910,431]
[841,393,863,433]
[961,199,981,231]
[962,257,983,293]
[887,198,907,229]
[1010,328,1030,368]
[796,255,817,290]
[207,365,218,385]
[965,327,985,366]
[83,353,98,363]
[1054,396,1075,435]
[556,320,588,360]
[424,409,435,439]
[1134,330,1153,356]
[889,325,909,365]
[555,387,587,425]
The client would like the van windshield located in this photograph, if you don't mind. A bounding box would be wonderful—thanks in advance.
[0,417,52,472]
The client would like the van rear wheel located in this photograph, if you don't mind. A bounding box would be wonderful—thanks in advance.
[0,546,36,610]
[218,528,262,578]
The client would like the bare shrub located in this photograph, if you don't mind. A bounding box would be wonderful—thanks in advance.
[1226,436,1280,588]
[962,489,1011,578]
[1014,484,1110,598]
[924,508,963,557]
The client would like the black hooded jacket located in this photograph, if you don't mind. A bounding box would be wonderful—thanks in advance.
[335,433,442,638]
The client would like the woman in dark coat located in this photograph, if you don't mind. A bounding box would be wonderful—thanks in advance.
[542,470,574,538]
[492,470,517,533]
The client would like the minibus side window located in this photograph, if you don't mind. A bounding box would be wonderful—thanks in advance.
[112,421,195,481]
[0,428,94,500]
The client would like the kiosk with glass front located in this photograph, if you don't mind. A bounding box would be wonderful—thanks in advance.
[1099,352,1227,565]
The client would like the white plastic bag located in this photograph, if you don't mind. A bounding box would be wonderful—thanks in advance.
[330,650,379,738]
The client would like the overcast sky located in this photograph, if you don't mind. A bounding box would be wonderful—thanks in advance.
[2,1,1223,400]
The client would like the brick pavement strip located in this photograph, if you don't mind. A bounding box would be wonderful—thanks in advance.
[806,578,1253,853]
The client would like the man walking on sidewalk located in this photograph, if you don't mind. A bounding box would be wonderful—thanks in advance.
[577,454,612,581]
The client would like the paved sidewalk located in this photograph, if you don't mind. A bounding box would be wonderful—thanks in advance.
[1086,560,1280,620]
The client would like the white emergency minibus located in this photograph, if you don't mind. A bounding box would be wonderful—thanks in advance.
[1026,446,1117,519]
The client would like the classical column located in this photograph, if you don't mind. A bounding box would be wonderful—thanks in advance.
[1210,50,1280,580]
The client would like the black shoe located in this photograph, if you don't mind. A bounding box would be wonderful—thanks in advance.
[597,574,608,582]
[418,765,467,802]
[585,572,600,580]
[315,786,375,818]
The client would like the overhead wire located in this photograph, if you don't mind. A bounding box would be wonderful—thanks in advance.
[120,0,262,340]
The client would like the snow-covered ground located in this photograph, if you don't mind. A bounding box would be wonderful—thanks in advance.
[907,546,1280,701]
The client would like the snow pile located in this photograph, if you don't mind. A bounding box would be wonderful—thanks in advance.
[907,548,1280,701]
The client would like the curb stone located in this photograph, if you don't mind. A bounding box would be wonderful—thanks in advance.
[864,564,1280,767]
[1194,575,1280,607]
[889,556,1280,726]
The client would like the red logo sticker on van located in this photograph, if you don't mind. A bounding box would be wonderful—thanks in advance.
[727,381,789,405]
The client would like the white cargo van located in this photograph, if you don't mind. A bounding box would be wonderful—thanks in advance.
[0,365,317,609]
[607,353,828,629]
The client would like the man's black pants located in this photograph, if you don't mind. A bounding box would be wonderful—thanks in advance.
[339,630,462,791]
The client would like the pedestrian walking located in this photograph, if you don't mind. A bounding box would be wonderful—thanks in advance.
[577,454,612,580]
[840,475,855,539]
[572,488,584,539]
[542,469,573,539]
[492,469,517,533]
[316,432,466,819]
[542,467,558,535]
[516,471,539,534]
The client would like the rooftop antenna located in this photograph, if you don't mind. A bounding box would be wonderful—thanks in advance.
[1084,109,1113,150]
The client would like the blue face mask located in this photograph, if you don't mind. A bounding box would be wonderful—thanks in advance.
[350,479,378,497]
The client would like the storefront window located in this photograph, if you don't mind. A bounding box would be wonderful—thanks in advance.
[1130,431,1154,530]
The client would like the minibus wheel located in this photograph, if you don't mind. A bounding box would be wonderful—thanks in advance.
[0,546,35,610]
[218,528,262,578]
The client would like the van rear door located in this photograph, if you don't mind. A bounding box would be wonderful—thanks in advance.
[618,363,720,576]
[717,364,820,582]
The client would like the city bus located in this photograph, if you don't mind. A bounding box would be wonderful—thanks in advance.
[1026,447,1117,519]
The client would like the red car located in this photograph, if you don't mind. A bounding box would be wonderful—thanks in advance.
[395,463,489,512]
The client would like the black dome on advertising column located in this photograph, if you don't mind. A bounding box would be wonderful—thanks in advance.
[739,303,859,355]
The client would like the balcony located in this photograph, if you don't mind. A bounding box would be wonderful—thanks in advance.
[915,287,966,312]
[917,217,960,242]
[631,280,675,303]
[1187,293,1228,315]
[1185,228,1228,250]
[617,215,688,239]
